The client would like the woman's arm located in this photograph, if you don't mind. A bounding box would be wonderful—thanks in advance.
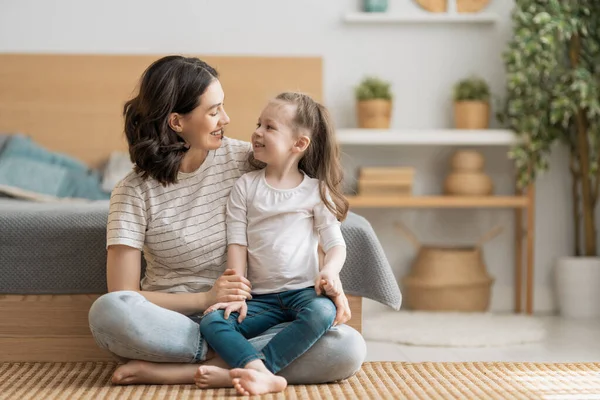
[107,245,252,315]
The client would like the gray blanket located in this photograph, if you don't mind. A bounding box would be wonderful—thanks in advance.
[0,198,401,310]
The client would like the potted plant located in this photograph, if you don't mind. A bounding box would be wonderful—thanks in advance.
[453,76,491,129]
[500,1,600,318]
[355,76,393,129]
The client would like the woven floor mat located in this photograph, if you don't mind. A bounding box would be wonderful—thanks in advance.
[2,361,600,399]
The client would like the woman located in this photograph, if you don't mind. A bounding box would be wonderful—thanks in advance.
[88,55,366,386]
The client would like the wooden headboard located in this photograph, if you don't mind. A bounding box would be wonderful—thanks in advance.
[0,54,322,167]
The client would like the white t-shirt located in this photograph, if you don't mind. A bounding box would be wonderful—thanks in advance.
[226,169,346,295]
[106,137,252,293]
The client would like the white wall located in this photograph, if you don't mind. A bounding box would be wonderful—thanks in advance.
[0,0,574,313]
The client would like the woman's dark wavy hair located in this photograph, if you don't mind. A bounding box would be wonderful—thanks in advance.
[123,55,218,185]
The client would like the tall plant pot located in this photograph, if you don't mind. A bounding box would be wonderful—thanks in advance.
[555,257,600,318]
[454,101,490,129]
[357,99,392,129]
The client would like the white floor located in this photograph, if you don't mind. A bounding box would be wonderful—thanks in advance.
[365,316,600,363]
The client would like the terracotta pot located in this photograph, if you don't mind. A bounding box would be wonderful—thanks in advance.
[457,0,490,13]
[444,172,493,196]
[357,99,392,129]
[454,101,490,129]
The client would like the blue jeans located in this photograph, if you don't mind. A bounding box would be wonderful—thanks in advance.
[88,290,366,384]
[200,287,336,373]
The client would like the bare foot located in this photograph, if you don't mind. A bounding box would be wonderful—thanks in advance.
[112,360,198,385]
[194,365,232,388]
[230,368,287,395]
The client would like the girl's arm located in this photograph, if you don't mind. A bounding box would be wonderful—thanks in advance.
[317,244,352,326]
[316,245,346,297]
[107,244,251,315]
[222,174,251,300]
[321,245,347,275]
[314,193,347,297]
[227,244,248,278]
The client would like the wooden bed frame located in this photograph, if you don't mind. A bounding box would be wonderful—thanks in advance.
[0,54,362,362]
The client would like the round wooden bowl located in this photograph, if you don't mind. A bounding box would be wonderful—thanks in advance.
[444,172,493,196]
[457,0,490,13]
[415,0,447,13]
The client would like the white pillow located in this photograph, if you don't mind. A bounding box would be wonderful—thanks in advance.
[102,152,134,193]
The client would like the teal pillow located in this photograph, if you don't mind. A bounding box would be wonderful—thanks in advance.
[1,134,89,172]
[0,135,109,200]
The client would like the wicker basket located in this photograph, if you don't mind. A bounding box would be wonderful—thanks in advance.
[396,222,501,312]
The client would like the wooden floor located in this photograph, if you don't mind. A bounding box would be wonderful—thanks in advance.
[0,294,362,362]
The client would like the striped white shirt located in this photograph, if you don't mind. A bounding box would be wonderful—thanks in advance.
[106,137,252,293]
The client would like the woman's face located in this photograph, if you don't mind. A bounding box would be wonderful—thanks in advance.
[179,79,230,151]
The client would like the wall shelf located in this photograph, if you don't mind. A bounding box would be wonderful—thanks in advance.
[347,196,528,209]
[340,127,534,315]
[337,129,518,146]
[343,12,498,25]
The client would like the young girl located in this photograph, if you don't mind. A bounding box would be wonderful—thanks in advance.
[197,92,350,395]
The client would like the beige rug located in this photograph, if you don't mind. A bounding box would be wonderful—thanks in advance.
[2,361,600,399]
[363,311,546,347]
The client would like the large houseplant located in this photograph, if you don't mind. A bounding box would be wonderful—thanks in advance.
[501,0,600,317]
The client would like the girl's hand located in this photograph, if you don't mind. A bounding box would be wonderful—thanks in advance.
[331,291,352,326]
[209,269,252,304]
[204,301,248,323]
[315,270,342,297]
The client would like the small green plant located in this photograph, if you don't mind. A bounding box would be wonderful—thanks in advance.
[453,76,491,102]
[355,76,393,101]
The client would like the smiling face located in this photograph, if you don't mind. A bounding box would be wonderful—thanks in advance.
[252,101,300,165]
[171,79,230,151]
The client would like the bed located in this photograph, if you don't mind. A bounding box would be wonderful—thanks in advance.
[0,54,401,362]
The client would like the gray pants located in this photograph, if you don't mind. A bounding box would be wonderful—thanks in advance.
[88,291,366,384]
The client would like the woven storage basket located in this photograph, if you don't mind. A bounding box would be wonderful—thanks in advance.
[397,222,500,312]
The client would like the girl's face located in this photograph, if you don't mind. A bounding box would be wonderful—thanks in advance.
[252,102,299,165]
[177,79,230,151]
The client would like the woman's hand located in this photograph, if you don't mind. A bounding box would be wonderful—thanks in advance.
[330,290,352,326]
[204,301,248,323]
[208,269,252,305]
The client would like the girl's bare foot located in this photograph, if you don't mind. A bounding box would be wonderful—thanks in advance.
[194,365,232,388]
[112,360,198,385]
[229,368,287,395]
